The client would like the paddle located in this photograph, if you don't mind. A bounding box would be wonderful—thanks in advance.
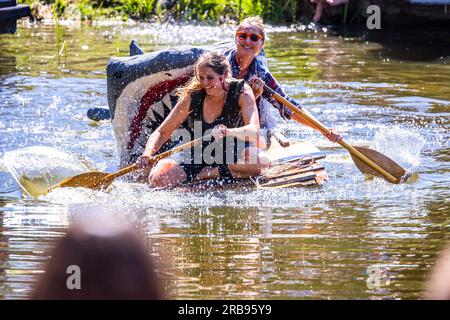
[48,135,209,192]
[263,85,406,184]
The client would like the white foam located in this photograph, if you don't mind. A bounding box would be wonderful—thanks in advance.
[370,127,425,169]
[3,146,97,196]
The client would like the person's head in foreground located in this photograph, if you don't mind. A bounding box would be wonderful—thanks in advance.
[425,243,450,300]
[31,214,162,299]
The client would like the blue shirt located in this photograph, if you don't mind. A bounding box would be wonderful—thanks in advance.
[224,48,302,129]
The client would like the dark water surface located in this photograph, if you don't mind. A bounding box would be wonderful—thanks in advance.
[0,21,449,299]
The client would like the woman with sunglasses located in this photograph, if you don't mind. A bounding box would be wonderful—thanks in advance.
[136,51,268,188]
[224,16,341,146]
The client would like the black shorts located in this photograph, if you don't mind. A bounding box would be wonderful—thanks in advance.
[179,163,234,183]
[179,138,251,183]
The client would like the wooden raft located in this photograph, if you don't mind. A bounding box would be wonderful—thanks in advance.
[252,138,328,189]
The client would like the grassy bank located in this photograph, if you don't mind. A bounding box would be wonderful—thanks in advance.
[18,0,319,23]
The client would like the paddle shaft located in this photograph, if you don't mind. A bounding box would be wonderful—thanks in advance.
[263,85,399,183]
[102,135,210,181]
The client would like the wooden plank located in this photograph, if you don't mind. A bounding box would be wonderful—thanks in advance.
[256,167,328,188]
[263,164,325,180]
[249,139,329,189]
[255,169,326,188]
[272,132,290,147]
[258,179,319,189]
[267,141,326,164]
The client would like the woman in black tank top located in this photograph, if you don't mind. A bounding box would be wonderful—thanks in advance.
[136,52,269,188]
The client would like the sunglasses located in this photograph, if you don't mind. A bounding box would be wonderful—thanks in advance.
[236,32,263,43]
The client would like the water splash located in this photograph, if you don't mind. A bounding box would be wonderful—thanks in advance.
[43,175,416,213]
[3,146,97,197]
[370,127,425,170]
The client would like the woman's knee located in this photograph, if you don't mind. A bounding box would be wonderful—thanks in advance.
[231,147,269,176]
[148,160,186,188]
[258,151,270,171]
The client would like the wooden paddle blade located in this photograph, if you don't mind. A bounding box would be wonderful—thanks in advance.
[350,146,406,183]
[48,171,110,191]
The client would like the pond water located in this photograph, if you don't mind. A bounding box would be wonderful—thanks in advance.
[0,21,449,299]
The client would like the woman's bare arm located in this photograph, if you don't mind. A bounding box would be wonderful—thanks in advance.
[143,95,191,157]
[227,83,260,142]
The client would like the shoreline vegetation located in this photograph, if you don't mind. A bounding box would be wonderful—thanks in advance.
[18,0,341,24]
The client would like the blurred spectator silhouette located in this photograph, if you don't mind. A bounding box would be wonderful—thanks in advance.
[311,0,349,23]
[31,211,162,299]
[425,243,450,300]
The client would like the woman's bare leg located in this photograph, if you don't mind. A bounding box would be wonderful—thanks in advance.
[148,159,187,188]
[195,166,220,180]
[313,0,325,22]
[327,0,348,6]
[194,147,269,181]
[228,147,270,178]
